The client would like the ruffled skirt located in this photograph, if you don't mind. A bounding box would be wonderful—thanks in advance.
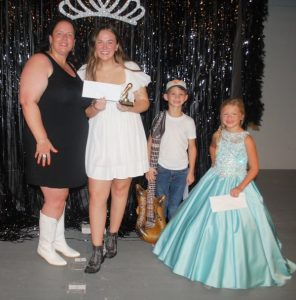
[86,102,148,180]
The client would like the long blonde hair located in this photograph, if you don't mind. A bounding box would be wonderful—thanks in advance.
[220,98,245,116]
[85,25,129,80]
[215,98,245,156]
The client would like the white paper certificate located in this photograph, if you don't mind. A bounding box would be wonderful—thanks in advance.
[82,80,122,102]
[209,193,247,212]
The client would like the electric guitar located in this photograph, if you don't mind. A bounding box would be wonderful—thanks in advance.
[135,111,166,243]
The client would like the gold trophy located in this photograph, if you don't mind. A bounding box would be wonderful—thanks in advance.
[119,83,134,106]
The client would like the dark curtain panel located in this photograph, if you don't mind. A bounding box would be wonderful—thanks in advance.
[0,0,267,240]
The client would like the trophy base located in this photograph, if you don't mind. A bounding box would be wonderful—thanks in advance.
[119,100,134,107]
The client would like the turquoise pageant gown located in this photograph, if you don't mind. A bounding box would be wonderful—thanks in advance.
[153,129,296,289]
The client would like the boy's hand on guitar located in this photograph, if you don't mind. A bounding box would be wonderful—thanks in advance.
[145,167,157,183]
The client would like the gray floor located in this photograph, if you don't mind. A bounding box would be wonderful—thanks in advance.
[0,170,295,300]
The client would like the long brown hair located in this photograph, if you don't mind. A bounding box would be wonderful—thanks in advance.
[85,25,129,80]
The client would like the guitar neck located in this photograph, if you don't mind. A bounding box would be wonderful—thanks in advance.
[146,181,156,222]
[150,138,161,168]
[146,114,164,224]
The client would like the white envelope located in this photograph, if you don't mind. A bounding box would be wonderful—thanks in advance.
[82,80,122,102]
[209,193,247,212]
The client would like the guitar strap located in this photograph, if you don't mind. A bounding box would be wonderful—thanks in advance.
[150,111,166,168]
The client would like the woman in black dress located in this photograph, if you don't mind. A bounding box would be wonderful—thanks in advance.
[19,17,91,266]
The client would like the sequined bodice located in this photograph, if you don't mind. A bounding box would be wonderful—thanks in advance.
[214,130,249,178]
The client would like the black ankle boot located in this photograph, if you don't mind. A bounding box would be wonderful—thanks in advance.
[84,245,104,273]
[105,231,118,258]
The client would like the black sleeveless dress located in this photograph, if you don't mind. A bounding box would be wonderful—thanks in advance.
[23,53,91,188]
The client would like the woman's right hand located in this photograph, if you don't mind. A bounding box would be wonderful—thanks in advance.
[35,138,58,166]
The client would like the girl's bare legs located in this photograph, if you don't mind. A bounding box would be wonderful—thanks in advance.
[88,177,132,241]
[109,178,132,233]
[85,178,112,273]
[85,177,132,270]
[105,178,132,259]
[88,178,112,246]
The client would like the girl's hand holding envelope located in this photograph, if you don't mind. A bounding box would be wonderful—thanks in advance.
[91,97,107,112]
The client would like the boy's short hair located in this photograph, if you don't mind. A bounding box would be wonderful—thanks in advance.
[165,79,187,92]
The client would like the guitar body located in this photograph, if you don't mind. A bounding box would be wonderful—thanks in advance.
[135,184,166,244]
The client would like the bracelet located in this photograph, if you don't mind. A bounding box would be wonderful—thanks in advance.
[91,100,100,112]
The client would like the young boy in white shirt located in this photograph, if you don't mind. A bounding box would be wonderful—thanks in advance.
[146,80,197,221]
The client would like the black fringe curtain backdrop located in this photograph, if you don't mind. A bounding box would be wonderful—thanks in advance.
[0,0,267,240]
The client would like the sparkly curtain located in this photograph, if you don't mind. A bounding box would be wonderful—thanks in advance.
[0,0,267,240]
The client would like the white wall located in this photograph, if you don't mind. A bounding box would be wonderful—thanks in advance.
[249,0,296,169]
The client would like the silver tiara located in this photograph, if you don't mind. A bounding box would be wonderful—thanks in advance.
[58,0,146,25]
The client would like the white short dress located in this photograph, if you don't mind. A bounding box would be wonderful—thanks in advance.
[78,61,151,180]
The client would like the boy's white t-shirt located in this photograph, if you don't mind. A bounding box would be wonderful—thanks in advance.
[158,112,196,170]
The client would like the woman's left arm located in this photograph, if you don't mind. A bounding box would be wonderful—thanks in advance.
[230,135,259,197]
[117,87,150,113]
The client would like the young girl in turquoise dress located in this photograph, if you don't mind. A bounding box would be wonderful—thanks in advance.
[153,98,295,289]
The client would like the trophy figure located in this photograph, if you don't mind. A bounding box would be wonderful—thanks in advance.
[119,83,134,107]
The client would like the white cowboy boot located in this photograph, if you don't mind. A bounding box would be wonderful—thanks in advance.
[53,209,80,258]
[37,211,67,266]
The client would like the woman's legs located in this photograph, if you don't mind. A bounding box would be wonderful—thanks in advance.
[38,187,69,266]
[41,187,69,218]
